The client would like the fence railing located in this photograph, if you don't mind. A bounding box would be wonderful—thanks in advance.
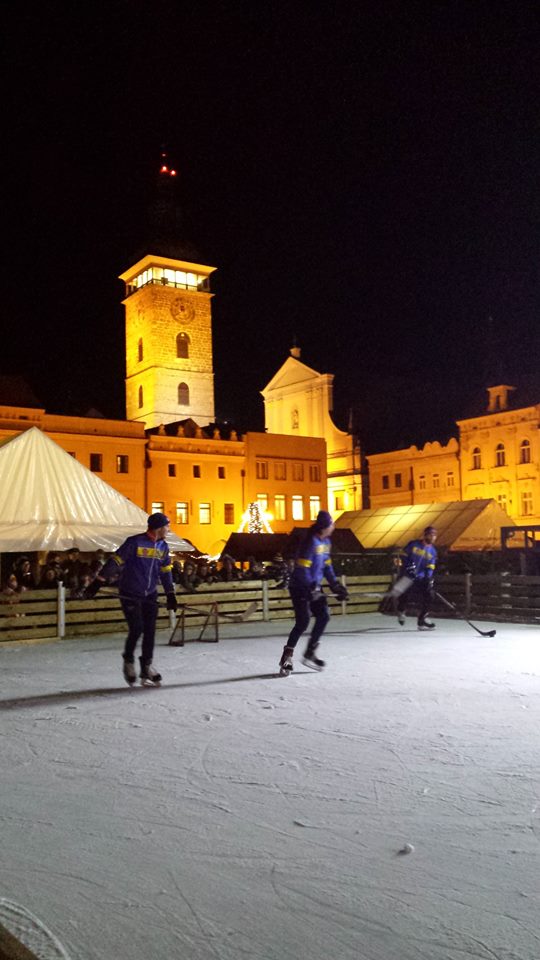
[1,573,539,644]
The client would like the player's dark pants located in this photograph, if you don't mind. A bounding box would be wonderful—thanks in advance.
[287,590,330,652]
[120,592,159,664]
[397,579,432,623]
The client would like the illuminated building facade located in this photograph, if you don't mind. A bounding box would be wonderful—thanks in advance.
[261,349,362,516]
[367,385,540,525]
[121,254,216,430]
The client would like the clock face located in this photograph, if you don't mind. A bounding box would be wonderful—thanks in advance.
[170,298,195,324]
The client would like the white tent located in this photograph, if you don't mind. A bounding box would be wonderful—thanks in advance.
[0,427,193,552]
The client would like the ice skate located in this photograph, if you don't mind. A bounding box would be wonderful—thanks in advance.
[302,647,326,671]
[279,646,294,677]
[139,659,162,686]
[397,611,406,626]
[418,619,435,630]
[122,656,136,685]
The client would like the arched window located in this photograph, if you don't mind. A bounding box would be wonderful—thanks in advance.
[138,338,143,362]
[176,332,190,359]
[520,439,531,464]
[138,386,143,409]
[495,443,506,467]
[178,382,189,405]
[472,447,481,470]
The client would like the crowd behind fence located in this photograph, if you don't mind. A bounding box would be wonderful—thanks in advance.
[1,572,539,644]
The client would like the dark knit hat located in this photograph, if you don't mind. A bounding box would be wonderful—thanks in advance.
[424,525,437,536]
[314,510,334,530]
[148,512,170,530]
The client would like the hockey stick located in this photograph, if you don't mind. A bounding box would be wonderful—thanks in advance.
[217,600,258,623]
[435,591,496,637]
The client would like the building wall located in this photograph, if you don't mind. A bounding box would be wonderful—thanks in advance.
[261,354,361,516]
[366,389,540,525]
[457,403,540,524]
[244,432,327,530]
[123,258,216,429]
[368,439,460,508]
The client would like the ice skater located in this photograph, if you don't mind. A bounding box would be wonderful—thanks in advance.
[385,525,438,630]
[85,512,178,685]
[278,510,348,676]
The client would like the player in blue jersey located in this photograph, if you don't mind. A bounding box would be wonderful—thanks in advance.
[85,512,178,685]
[387,526,438,629]
[278,511,349,675]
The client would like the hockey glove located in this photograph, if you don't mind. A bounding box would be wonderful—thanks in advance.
[332,582,349,601]
[84,578,102,600]
[166,592,178,612]
[425,578,435,595]
[404,562,417,578]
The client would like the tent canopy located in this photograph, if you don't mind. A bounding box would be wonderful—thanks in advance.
[336,500,516,551]
[0,427,194,552]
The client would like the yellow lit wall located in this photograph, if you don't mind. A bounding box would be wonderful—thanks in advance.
[261,352,361,516]
[244,431,328,531]
[367,439,460,508]
[122,254,216,430]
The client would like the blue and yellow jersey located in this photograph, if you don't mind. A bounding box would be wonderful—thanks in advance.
[289,528,337,592]
[401,539,437,580]
[99,532,174,598]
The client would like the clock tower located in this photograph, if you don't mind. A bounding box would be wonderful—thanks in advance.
[120,253,217,429]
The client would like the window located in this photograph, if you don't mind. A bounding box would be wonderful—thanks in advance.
[309,464,321,482]
[151,501,165,514]
[168,464,176,478]
[224,503,235,524]
[334,492,344,511]
[176,501,189,524]
[497,493,507,509]
[521,491,533,516]
[447,471,455,487]
[309,496,321,520]
[178,382,189,405]
[433,473,440,489]
[138,338,143,362]
[257,493,269,513]
[193,465,201,478]
[176,333,190,359]
[520,439,531,464]
[472,447,481,470]
[382,475,389,490]
[292,495,304,520]
[292,462,304,481]
[256,460,269,480]
[274,494,286,520]
[419,475,426,490]
[138,386,143,409]
[199,502,211,524]
[218,466,226,479]
[395,473,402,488]
[495,443,506,467]
[116,454,129,474]
[90,453,102,473]
[274,461,286,480]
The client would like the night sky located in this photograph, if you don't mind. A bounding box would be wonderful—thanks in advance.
[2,3,540,454]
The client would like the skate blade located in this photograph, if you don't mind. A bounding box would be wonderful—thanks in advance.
[140,678,161,687]
[301,657,324,671]
[279,666,293,677]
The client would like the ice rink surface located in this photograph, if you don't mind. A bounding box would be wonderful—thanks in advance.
[1,612,539,960]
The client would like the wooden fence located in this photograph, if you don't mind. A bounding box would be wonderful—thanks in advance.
[1,573,539,644]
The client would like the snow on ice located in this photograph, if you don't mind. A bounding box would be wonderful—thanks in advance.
[0,613,539,959]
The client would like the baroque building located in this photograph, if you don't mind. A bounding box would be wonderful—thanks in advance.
[261,347,362,516]
[367,385,540,525]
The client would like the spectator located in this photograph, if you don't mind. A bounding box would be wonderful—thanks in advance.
[62,547,82,589]
[90,549,107,576]
[196,559,219,585]
[266,553,288,584]
[179,559,200,592]
[242,556,265,580]
[218,554,241,582]
[13,556,37,591]
[39,566,61,590]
